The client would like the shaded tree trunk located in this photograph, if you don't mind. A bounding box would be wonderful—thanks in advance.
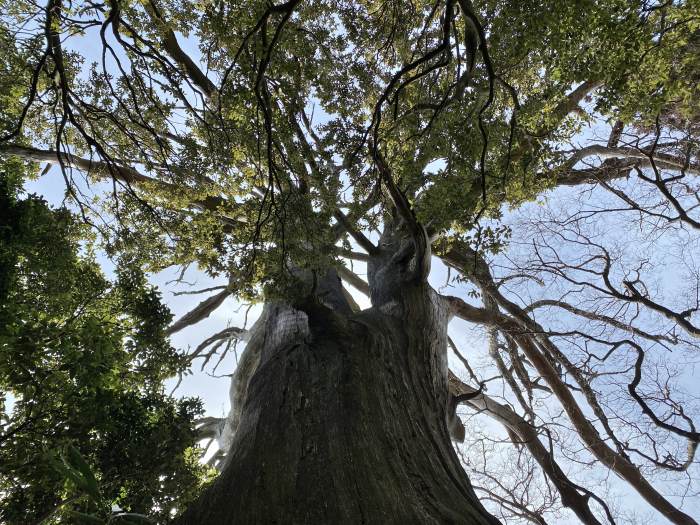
[176,231,500,523]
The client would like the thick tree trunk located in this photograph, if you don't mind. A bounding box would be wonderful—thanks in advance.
[176,280,500,524]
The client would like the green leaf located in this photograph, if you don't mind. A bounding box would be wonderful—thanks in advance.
[65,444,102,502]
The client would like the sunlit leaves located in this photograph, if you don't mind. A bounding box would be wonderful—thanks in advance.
[0,164,210,524]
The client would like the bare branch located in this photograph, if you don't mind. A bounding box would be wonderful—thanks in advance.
[450,370,612,525]
[166,289,231,335]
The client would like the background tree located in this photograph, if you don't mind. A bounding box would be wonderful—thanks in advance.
[0,159,214,524]
[0,0,699,523]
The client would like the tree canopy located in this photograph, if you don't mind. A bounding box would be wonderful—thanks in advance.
[1,0,700,523]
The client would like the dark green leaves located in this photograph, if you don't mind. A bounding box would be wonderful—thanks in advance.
[0,163,213,524]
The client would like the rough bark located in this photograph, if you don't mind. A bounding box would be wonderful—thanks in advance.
[176,223,500,524]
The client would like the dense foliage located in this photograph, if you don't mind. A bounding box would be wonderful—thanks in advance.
[1,0,699,522]
[1,0,697,283]
[0,161,213,524]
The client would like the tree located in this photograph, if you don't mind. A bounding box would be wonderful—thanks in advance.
[0,0,699,523]
[0,159,213,523]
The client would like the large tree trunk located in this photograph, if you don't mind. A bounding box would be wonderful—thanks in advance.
[176,265,500,523]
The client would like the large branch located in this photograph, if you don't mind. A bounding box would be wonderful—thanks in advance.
[373,145,430,280]
[3,144,166,186]
[543,160,634,187]
[512,80,601,164]
[166,289,232,335]
[449,371,609,525]
[144,0,217,97]
[567,145,700,176]
[333,210,378,255]
[541,141,700,188]
[336,264,370,297]
[0,144,235,217]
[543,81,600,135]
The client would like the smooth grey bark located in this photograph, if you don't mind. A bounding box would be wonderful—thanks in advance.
[175,222,501,525]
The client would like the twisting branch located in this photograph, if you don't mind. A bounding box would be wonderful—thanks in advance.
[626,339,700,443]
[455,0,496,204]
